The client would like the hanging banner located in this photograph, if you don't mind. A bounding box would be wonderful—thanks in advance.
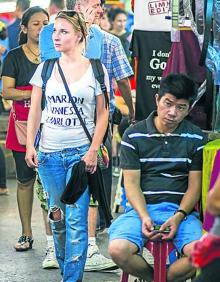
[133,0,171,31]
[131,30,171,121]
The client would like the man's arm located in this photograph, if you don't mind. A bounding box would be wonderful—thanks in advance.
[161,170,202,239]
[123,169,160,239]
[123,169,148,219]
[178,170,202,216]
[117,78,135,122]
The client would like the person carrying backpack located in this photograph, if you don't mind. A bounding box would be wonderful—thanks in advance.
[25,11,109,282]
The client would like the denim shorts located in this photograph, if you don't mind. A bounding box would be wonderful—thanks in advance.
[108,202,202,254]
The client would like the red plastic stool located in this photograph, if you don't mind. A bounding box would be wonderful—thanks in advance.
[120,240,175,282]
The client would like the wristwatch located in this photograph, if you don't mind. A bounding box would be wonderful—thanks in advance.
[174,209,188,220]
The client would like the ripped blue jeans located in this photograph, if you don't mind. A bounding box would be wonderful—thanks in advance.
[37,145,90,282]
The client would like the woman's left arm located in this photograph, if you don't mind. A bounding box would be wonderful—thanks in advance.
[25,85,42,168]
[82,93,109,174]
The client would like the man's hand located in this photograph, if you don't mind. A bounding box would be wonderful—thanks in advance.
[75,5,96,26]
[159,215,182,240]
[142,216,166,241]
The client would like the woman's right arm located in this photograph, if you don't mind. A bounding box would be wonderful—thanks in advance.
[25,85,42,168]
[207,174,220,216]
[2,76,32,100]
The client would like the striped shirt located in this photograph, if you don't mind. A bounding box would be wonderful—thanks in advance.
[120,111,207,204]
[101,31,133,113]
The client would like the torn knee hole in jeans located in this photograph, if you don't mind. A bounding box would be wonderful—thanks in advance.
[49,206,64,221]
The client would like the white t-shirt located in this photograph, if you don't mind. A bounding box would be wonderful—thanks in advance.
[134,0,171,31]
[30,61,110,152]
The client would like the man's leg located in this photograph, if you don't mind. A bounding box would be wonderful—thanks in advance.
[108,207,153,280]
[167,211,202,282]
[0,146,8,195]
[85,202,117,271]
[42,209,59,269]
[98,131,112,229]
[167,242,196,282]
[109,239,153,281]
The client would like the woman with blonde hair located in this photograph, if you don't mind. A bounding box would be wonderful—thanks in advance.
[25,10,109,281]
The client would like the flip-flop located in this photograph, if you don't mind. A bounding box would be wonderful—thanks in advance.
[14,236,34,251]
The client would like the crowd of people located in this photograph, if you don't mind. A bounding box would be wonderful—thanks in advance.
[0,0,220,282]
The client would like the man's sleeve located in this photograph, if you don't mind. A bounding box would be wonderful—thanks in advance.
[39,24,60,62]
[85,25,103,59]
[111,37,133,81]
[189,133,208,171]
[120,128,140,170]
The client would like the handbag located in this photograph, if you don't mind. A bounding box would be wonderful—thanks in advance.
[12,107,27,146]
[57,61,109,169]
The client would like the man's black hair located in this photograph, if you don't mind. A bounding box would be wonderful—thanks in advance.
[158,73,197,106]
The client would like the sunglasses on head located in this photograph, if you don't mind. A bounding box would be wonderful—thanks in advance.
[57,10,77,17]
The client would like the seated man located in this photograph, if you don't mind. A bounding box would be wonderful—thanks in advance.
[108,73,207,282]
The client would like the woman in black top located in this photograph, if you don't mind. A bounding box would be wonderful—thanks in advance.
[2,6,49,251]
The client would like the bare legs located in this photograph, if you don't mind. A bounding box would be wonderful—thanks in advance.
[17,178,35,237]
[109,239,196,282]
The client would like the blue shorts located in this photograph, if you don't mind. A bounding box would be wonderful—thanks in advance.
[108,202,202,254]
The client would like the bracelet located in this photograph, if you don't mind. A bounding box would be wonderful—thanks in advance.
[174,209,187,220]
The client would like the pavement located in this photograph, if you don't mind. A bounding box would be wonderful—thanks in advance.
[0,179,122,282]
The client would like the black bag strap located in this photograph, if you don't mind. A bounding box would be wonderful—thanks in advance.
[41,58,57,111]
[90,59,109,109]
[57,60,93,143]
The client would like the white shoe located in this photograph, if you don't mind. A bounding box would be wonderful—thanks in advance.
[42,246,59,269]
[85,244,118,272]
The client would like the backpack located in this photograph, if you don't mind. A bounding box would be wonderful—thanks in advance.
[41,58,109,111]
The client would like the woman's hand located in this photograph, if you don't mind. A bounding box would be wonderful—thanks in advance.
[25,146,38,168]
[81,148,97,174]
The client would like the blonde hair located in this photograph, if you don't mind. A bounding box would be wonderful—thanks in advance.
[55,11,87,43]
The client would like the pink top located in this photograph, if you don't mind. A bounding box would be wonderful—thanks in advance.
[5,85,33,152]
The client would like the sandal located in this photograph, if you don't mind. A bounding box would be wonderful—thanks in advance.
[14,236,34,252]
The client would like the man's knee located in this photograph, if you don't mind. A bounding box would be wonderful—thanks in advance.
[182,240,197,256]
[108,239,133,266]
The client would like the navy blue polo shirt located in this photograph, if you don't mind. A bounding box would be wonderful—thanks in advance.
[120,111,207,204]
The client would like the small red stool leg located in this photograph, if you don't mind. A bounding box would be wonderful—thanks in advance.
[146,240,175,282]
[120,240,175,282]
[120,271,129,282]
